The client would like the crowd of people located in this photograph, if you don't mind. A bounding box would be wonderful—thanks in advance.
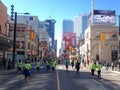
[64,57,103,78]
[3,56,120,84]
[1,57,57,84]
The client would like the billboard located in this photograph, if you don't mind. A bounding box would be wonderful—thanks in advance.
[63,32,76,49]
[93,10,116,25]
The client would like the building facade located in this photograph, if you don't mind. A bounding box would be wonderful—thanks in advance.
[0,1,12,66]
[44,19,56,50]
[61,19,74,55]
[74,14,88,46]
[85,25,119,64]
[62,19,74,33]
[8,21,38,62]
[74,13,88,38]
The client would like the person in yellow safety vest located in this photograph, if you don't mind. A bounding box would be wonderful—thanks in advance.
[36,59,41,72]
[17,59,22,73]
[90,61,96,77]
[23,60,31,83]
[97,62,102,79]
[52,59,56,71]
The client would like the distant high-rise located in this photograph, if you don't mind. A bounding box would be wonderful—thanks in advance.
[60,19,73,55]
[62,19,74,33]
[44,19,56,49]
[74,13,88,38]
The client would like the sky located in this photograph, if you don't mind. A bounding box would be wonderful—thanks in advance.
[1,0,120,56]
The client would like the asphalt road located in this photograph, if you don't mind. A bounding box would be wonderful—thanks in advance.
[0,63,120,90]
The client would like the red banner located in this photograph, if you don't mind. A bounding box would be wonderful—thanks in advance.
[63,32,76,49]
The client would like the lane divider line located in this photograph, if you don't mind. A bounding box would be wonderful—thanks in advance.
[56,70,60,90]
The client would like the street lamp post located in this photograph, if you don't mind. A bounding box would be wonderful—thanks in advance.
[12,12,17,68]
[119,15,120,59]
[11,5,30,68]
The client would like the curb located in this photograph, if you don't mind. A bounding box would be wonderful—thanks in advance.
[109,70,120,74]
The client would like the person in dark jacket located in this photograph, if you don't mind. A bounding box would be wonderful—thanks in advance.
[71,59,75,69]
[7,59,12,70]
[75,60,80,74]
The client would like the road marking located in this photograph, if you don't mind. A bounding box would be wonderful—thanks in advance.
[56,70,60,90]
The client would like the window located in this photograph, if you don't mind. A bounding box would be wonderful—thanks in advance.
[112,34,117,38]
[96,30,100,38]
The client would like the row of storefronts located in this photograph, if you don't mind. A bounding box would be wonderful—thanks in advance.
[0,1,57,67]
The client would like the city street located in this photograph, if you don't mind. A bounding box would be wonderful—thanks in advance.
[0,63,120,90]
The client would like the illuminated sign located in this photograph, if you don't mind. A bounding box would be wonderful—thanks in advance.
[93,10,116,25]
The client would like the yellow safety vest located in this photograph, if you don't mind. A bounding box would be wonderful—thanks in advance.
[52,61,56,67]
[24,64,31,70]
[17,61,22,67]
[97,64,102,70]
[90,63,96,70]
[36,62,40,67]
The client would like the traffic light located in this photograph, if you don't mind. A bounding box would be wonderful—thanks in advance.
[100,33,105,42]
[11,5,14,21]
[9,48,13,52]
[29,31,35,40]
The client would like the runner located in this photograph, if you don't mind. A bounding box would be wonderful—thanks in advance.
[23,60,31,84]
[17,59,22,73]
[36,59,41,72]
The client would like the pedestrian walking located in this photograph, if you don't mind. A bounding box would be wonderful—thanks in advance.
[90,61,96,77]
[97,62,102,79]
[111,62,114,71]
[118,58,120,71]
[3,58,7,69]
[36,59,41,72]
[52,59,56,71]
[23,60,31,84]
[46,60,50,71]
[75,60,80,74]
[105,62,109,70]
[7,59,12,70]
[71,59,75,69]
[65,58,69,70]
[17,59,23,73]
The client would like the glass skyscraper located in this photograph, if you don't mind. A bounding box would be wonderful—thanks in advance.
[44,19,56,49]
[62,19,74,33]
[74,13,88,38]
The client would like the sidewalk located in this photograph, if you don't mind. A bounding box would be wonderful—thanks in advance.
[82,64,120,74]
[102,66,120,74]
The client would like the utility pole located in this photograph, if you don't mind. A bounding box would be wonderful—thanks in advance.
[11,5,17,68]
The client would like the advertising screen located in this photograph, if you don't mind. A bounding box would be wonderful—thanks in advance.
[63,32,76,49]
[93,10,116,25]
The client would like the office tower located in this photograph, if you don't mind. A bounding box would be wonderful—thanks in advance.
[44,19,56,49]
[62,19,74,33]
[74,13,88,38]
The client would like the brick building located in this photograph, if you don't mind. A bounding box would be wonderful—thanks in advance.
[0,1,12,66]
